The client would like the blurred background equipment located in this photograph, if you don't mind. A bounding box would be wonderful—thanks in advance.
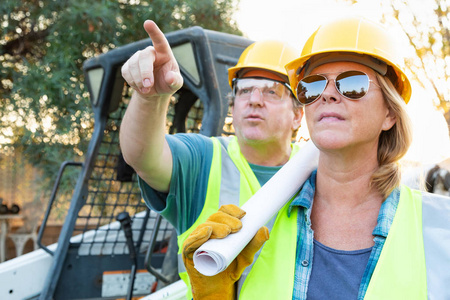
[0,25,251,300]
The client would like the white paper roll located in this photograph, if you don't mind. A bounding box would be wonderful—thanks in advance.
[193,140,319,276]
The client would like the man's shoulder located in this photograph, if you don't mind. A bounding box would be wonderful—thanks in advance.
[167,133,235,149]
[166,133,214,148]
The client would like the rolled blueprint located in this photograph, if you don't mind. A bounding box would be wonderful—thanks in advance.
[193,140,320,276]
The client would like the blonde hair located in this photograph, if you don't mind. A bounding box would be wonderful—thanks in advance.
[370,72,413,199]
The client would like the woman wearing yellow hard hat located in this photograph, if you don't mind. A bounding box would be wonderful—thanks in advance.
[182,16,450,300]
[285,16,448,300]
[282,16,450,300]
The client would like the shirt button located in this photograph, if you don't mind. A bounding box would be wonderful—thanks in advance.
[301,260,309,267]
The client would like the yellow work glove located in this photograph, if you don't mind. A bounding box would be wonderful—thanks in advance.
[182,204,269,300]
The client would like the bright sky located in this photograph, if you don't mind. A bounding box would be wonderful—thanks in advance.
[235,0,450,165]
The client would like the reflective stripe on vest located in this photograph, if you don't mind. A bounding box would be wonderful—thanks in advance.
[421,191,450,299]
[226,137,301,298]
[177,136,300,299]
[176,137,234,299]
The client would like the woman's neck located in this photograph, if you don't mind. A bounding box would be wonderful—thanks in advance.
[315,147,382,206]
[310,150,383,250]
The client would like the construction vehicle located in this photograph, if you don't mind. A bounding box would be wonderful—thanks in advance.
[0,26,252,300]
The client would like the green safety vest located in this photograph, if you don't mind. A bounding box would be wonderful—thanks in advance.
[239,185,450,299]
[176,136,300,299]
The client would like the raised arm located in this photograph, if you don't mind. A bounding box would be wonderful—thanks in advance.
[120,20,183,193]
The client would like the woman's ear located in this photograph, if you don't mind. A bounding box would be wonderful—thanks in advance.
[382,107,396,131]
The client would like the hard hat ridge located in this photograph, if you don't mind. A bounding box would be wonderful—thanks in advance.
[228,40,299,88]
[302,52,388,77]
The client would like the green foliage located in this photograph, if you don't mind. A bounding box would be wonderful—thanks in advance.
[0,0,242,195]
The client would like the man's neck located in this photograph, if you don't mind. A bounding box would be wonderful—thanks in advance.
[239,141,292,167]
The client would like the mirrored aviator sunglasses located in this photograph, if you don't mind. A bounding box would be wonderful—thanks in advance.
[296,70,378,105]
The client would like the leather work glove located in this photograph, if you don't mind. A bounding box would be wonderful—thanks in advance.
[182,204,269,300]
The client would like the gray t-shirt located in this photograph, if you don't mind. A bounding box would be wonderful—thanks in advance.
[307,240,372,299]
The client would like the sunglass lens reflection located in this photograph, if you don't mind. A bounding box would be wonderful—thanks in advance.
[297,75,327,104]
[336,71,369,99]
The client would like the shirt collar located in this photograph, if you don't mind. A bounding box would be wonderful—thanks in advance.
[372,187,400,238]
[289,170,317,216]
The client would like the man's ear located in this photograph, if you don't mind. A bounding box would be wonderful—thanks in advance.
[293,106,304,131]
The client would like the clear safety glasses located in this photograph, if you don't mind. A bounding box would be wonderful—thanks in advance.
[296,70,381,105]
[232,77,293,102]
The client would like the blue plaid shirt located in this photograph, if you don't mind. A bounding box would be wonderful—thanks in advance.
[288,170,400,300]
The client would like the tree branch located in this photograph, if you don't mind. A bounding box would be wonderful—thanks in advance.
[1,28,49,57]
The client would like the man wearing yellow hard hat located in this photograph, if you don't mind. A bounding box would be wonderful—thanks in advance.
[120,20,303,299]
[183,16,450,300]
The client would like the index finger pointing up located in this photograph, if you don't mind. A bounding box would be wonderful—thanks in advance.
[143,20,172,56]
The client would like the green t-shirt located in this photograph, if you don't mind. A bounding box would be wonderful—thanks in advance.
[139,133,281,234]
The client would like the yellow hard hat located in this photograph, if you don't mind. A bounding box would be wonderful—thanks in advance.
[285,17,412,103]
[228,40,299,87]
